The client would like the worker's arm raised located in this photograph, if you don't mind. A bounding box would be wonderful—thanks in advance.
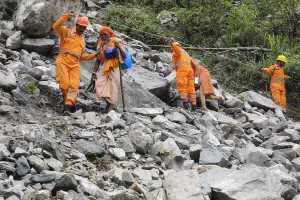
[53,11,74,36]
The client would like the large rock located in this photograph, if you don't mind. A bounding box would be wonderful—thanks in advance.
[164,170,206,200]
[51,174,78,196]
[291,157,300,171]
[225,97,245,109]
[6,31,21,50]
[14,0,83,37]
[199,145,231,167]
[127,67,169,100]
[210,110,240,125]
[7,60,42,80]
[242,111,269,129]
[44,158,63,171]
[75,175,109,199]
[80,61,167,108]
[116,137,135,154]
[0,70,17,90]
[37,80,62,110]
[199,166,284,200]
[35,133,65,162]
[157,138,184,170]
[73,139,105,157]
[28,155,49,173]
[0,20,14,30]
[237,91,278,110]
[111,190,140,200]
[246,151,273,167]
[16,156,30,176]
[128,122,153,154]
[0,144,10,157]
[166,112,187,123]
[22,38,55,54]
[131,107,163,116]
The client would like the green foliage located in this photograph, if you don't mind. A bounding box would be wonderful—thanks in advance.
[264,33,288,58]
[106,5,169,45]
[88,155,113,171]
[224,6,267,47]
[60,163,69,172]
[25,83,37,95]
[107,0,300,118]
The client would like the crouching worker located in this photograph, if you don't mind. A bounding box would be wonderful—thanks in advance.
[170,37,197,111]
[259,55,291,112]
[53,11,98,115]
[191,60,219,111]
[92,26,126,113]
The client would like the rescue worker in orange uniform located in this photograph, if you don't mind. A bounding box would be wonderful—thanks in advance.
[260,55,291,112]
[170,37,196,111]
[53,11,98,114]
[191,60,219,111]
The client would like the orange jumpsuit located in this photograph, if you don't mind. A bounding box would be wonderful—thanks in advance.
[171,43,196,105]
[262,64,289,109]
[191,60,214,95]
[53,14,96,106]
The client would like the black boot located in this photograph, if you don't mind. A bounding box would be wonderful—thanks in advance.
[63,105,71,116]
[70,105,77,113]
[183,102,190,110]
[191,104,197,111]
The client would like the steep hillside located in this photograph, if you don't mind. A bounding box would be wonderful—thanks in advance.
[0,0,300,200]
[100,0,300,119]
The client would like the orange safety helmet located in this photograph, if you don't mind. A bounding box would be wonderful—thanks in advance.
[76,16,89,27]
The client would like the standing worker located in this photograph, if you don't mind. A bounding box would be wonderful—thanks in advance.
[170,37,197,111]
[92,26,126,113]
[259,55,291,112]
[191,60,219,111]
[53,11,98,114]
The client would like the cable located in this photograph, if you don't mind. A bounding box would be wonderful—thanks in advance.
[88,16,195,48]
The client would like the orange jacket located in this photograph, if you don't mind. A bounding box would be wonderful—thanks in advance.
[262,64,289,85]
[171,43,191,71]
[97,37,122,75]
[53,14,96,61]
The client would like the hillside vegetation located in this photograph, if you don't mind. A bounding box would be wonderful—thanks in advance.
[104,0,300,118]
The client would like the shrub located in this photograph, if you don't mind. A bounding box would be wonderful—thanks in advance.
[106,5,169,45]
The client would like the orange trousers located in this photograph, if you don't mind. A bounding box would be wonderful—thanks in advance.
[176,66,196,105]
[270,82,286,109]
[55,54,80,106]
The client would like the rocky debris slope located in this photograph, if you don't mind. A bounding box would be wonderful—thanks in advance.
[0,0,299,200]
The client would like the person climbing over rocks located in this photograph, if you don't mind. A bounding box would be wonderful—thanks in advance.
[259,55,291,112]
[92,26,126,113]
[170,37,197,111]
[191,59,220,111]
[53,10,99,115]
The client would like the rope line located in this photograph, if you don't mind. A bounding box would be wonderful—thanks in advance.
[88,16,195,48]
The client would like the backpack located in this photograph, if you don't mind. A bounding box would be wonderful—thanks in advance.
[121,48,132,70]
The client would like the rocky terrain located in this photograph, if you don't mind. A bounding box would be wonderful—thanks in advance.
[0,0,300,200]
